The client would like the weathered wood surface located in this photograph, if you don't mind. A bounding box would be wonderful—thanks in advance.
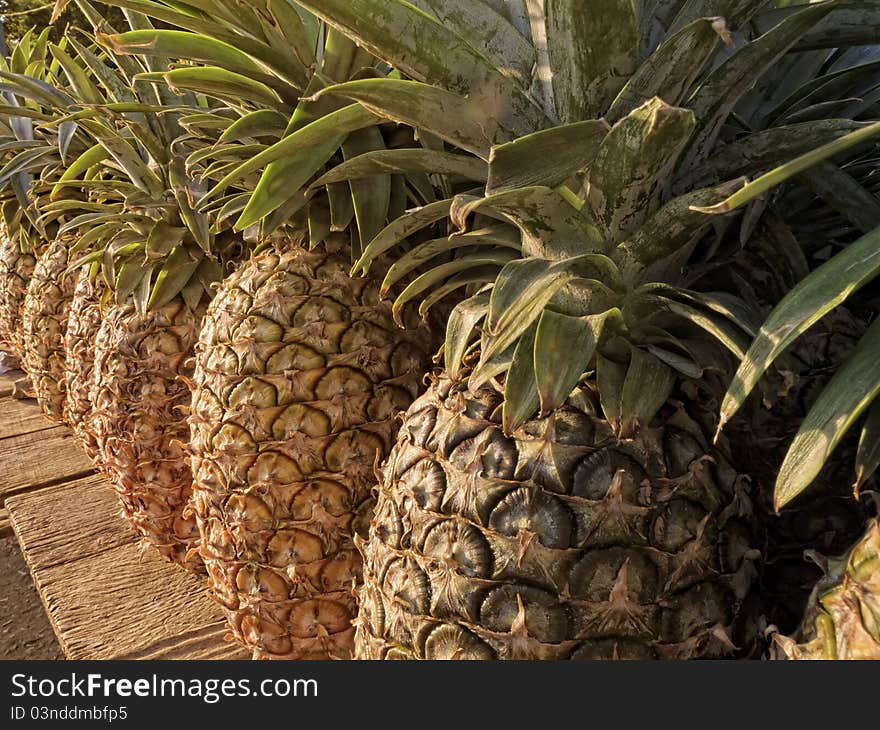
[0,369,20,398]
[0,388,95,505]
[0,377,95,504]
[0,368,30,399]
[1,388,249,660]
[0,426,94,502]
[7,466,249,660]
[1,369,88,535]
[0,396,57,440]
[10,474,133,568]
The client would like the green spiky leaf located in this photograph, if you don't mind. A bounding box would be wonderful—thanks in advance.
[776,317,880,509]
[503,323,540,434]
[720,224,880,433]
[487,119,610,194]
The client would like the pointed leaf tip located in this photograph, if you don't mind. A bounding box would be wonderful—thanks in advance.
[689,200,734,215]
[712,419,725,445]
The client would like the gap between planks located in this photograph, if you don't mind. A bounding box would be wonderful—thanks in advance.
[0,418,95,506]
[0,369,21,399]
[1,369,248,659]
[0,396,58,440]
[7,470,249,660]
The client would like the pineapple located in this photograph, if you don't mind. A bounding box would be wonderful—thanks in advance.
[288,0,875,659]
[102,1,449,655]
[17,5,240,570]
[85,265,211,567]
[92,296,207,568]
[0,222,40,363]
[63,268,107,460]
[357,373,756,659]
[773,518,880,660]
[77,183,219,564]
[190,237,433,658]
[20,238,77,422]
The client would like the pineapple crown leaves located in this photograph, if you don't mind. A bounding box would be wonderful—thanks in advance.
[297,0,880,437]
[0,29,99,243]
[329,0,871,281]
[93,2,451,259]
[714,219,880,511]
[80,0,319,90]
[0,15,236,314]
[489,124,880,437]
[705,53,880,508]
[220,71,441,254]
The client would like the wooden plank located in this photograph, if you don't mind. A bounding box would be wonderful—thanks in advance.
[0,507,10,538]
[0,372,19,398]
[0,396,56,440]
[6,474,135,570]
[0,368,28,398]
[0,425,94,504]
[7,477,249,660]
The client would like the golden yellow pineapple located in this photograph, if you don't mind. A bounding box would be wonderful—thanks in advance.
[773,519,880,660]
[189,238,434,658]
[91,296,207,570]
[63,269,107,460]
[20,238,76,421]
[0,224,40,363]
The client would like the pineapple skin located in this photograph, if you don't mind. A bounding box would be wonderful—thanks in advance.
[189,243,433,659]
[773,519,880,660]
[91,296,206,572]
[20,239,76,422]
[355,374,758,660]
[63,271,106,461]
[0,226,39,361]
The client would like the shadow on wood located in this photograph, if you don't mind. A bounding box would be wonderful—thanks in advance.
[0,372,248,660]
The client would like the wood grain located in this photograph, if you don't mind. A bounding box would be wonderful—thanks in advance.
[7,476,249,660]
[0,424,94,504]
[0,396,56,440]
[0,370,21,398]
[0,369,31,399]
[6,474,134,570]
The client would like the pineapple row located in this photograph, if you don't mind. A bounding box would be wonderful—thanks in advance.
[0,0,878,660]
[1,5,438,657]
